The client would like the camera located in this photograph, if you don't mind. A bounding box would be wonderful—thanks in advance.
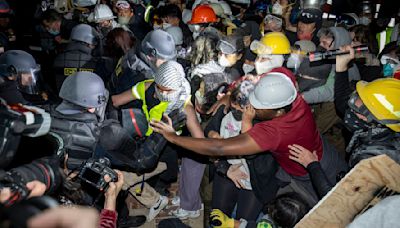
[0,156,62,207]
[78,158,118,191]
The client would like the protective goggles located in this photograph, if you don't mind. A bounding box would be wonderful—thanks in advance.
[217,40,239,55]
[250,40,273,55]
[116,1,131,9]
[348,92,400,125]
[336,14,357,27]
[264,14,283,28]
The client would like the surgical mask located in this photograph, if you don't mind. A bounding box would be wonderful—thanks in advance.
[195,90,206,105]
[272,2,283,15]
[118,16,131,25]
[48,29,60,36]
[192,31,200,40]
[254,55,284,75]
[230,108,243,121]
[155,86,179,102]
[297,32,313,41]
[359,17,371,25]
[242,63,255,75]
[218,55,233,67]
[286,53,303,72]
[162,23,172,29]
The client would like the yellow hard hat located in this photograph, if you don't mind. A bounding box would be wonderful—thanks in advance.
[356,78,400,132]
[250,32,291,55]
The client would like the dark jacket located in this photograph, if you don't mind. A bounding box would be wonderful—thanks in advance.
[53,41,113,91]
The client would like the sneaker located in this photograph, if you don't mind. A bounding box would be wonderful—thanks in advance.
[171,196,180,206]
[148,196,169,221]
[172,208,200,219]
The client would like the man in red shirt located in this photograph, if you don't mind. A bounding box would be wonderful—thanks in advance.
[151,68,347,205]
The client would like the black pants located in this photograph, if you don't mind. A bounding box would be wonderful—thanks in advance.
[212,173,263,221]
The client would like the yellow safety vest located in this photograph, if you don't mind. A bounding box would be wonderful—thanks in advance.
[132,79,191,136]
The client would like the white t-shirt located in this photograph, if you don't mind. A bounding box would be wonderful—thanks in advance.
[220,112,252,190]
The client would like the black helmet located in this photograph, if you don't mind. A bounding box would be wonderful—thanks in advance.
[0,50,41,95]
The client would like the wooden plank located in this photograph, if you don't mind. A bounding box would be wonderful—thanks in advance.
[295,155,400,228]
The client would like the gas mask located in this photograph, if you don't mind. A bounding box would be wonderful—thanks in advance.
[254,55,284,75]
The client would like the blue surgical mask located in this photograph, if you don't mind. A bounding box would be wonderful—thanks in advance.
[48,29,60,36]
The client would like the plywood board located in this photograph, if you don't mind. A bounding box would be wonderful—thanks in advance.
[295,155,400,228]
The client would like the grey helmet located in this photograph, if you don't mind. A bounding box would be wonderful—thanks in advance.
[59,71,107,108]
[141,29,176,60]
[164,26,183,46]
[0,50,41,94]
[70,24,98,45]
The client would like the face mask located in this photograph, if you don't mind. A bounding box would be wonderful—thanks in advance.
[118,16,131,25]
[272,2,283,15]
[99,26,112,36]
[48,29,60,36]
[297,32,313,41]
[344,109,370,132]
[195,90,206,105]
[286,53,303,72]
[255,55,284,75]
[162,23,172,29]
[192,31,200,40]
[242,63,255,75]
[230,108,243,121]
[359,17,371,25]
[218,55,233,67]
[155,86,179,102]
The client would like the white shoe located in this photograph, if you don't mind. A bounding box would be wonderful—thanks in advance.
[147,196,168,221]
[171,196,180,206]
[172,208,200,219]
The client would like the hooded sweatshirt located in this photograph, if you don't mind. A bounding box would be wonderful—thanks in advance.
[302,27,360,104]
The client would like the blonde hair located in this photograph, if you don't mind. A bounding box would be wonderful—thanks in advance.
[190,36,217,66]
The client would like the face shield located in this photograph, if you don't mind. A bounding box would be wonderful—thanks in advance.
[16,64,41,95]
[250,40,273,56]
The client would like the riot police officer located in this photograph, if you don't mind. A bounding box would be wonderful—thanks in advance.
[0,50,54,104]
[52,24,113,93]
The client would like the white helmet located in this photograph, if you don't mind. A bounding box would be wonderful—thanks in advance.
[165,26,183,46]
[209,3,225,17]
[249,72,297,109]
[219,1,232,16]
[94,4,116,23]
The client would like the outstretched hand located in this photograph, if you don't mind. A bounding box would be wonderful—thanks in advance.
[288,144,319,168]
[150,114,176,141]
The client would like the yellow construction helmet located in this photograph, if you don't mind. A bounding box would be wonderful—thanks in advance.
[356,78,400,132]
[250,32,291,55]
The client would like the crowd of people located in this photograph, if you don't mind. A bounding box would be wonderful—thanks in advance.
[0,0,399,227]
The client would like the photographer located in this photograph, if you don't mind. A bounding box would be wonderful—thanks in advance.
[28,170,124,228]
[0,99,63,226]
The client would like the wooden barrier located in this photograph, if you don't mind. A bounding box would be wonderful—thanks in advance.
[295,155,400,228]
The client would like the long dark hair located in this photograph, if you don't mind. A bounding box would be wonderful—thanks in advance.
[106,28,136,58]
